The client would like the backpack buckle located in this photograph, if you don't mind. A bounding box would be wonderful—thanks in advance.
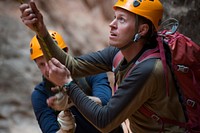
[186,99,196,107]
[151,114,160,122]
[177,65,189,73]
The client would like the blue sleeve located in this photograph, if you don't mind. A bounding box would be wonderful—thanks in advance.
[31,88,59,133]
[85,73,112,105]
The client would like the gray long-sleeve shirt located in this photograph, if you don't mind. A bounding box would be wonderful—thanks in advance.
[38,34,186,133]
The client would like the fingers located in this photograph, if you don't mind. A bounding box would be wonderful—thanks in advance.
[48,58,70,76]
[47,58,72,86]
[20,5,34,19]
[19,3,29,13]
[57,110,76,131]
[48,58,65,80]
[21,7,33,17]
[47,96,57,107]
[19,2,38,25]
[88,96,102,105]
[21,14,37,25]
[49,58,66,70]
[48,59,60,76]
[55,92,64,100]
[51,86,61,93]
[19,2,34,18]
[48,58,61,72]
[47,92,69,111]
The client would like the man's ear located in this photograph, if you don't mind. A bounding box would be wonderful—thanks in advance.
[138,23,149,36]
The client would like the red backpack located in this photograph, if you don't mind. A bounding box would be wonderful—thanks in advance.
[112,19,200,132]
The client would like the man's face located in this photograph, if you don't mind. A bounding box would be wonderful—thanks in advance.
[109,8,136,48]
[35,56,50,80]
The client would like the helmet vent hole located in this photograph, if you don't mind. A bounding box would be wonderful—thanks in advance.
[133,0,141,7]
[51,33,56,37]
[30,48,33,54]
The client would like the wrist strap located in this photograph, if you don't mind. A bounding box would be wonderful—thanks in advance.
[61,80,74,93]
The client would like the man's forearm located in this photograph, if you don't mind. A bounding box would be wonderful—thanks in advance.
[37,33,67,64]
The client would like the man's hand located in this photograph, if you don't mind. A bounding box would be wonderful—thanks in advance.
[57,110,76,133]
[47,90,74,111]
[88,96,102,105]
[47,90,102,111]
[48,58,72,87]
[19,0,47,37]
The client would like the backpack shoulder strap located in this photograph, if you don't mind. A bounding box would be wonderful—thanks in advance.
[112,47,160,73]
[124,47,160,79]
[112,51,123,72]
[157,36,170,96]
[112,46,160,92]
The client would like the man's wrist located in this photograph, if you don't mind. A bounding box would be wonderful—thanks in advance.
[61,80,75,92]
[37,26,48,38]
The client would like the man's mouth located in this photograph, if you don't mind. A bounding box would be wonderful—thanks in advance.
[110,32,117,36]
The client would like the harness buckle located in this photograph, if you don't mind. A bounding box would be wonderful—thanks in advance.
[177,65,189,73]
[151,114,160,122]
[186,99,196,107]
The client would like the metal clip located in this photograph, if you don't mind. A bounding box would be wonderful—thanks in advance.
[177,65,189,73]
[151,114,160,122]
[186,99,196,107]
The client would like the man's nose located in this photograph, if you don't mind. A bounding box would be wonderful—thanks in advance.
[109,19,117,28]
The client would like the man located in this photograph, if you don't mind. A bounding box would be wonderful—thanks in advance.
[30,30,121,133]
[20,0,186,132]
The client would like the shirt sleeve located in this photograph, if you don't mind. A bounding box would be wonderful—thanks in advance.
[85,73,112,106]
[65,46,119,78]
[67,58,159,133]
[31,88,59,133]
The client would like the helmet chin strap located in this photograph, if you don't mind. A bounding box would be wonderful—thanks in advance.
[119,15,140,50]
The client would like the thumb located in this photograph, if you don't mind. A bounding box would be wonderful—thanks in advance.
[46,96,56,107]
[29,0,40,15]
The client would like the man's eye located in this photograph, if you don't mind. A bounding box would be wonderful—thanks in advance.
[118,17,125,23]
[39,63,45,68]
